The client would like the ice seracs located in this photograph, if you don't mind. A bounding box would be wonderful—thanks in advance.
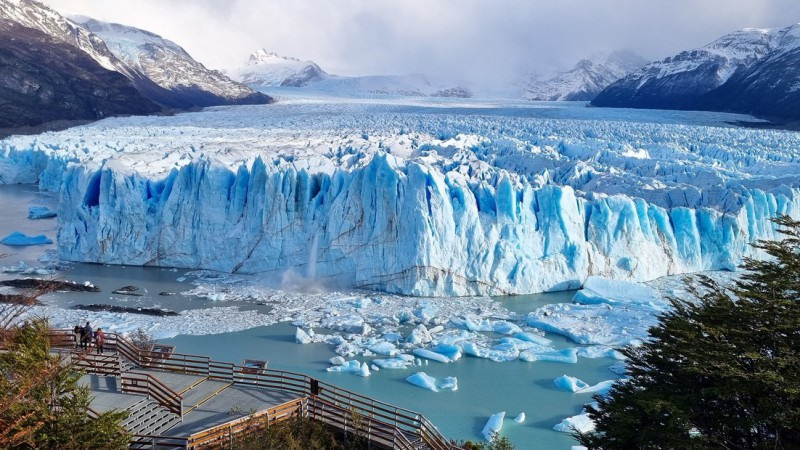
[2,100,799,297]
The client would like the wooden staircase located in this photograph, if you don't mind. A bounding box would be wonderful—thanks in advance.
[121,397,182,437]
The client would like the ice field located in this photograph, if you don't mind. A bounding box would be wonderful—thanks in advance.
[2,97,798,296]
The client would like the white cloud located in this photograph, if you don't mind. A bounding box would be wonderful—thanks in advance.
[42,0,800,85]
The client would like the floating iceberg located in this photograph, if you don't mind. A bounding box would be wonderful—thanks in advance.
[514,412,526,423]
[295,327,313,344]
[553,403,598,434]
[413,348,451,363]
[482,411,506,442]
[573,276,662,309]
[406,372,458,392]
[520,347,578,363]
[554,375,616,394]
[373,355,414,369]
[1,232,53,246]
[438,376,458,391]
[406,372,439,392]
[554,375,590,392]
[367,341,398,356]
[27,206,57,219]
[326,360,370,377]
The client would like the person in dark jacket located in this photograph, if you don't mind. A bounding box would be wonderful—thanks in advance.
[82,321,93,349]
[73,324,82,348]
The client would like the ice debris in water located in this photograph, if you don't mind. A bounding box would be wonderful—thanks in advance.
[27,206,56,219]
[482,411,505,442]
[1,232,53,246]
[554,375,616,394]
[553,403,598,434]
[326,360,370,377]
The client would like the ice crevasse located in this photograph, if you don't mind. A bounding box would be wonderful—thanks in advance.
[3,102,800,297]
[52,152,800,297]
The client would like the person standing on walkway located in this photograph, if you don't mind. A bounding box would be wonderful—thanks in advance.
[73,324,82,348]
[95,328,106,354]
[82,321,93,349]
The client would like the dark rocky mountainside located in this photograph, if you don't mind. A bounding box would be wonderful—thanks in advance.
[592,24,800,122]
[0,0,271,131]
[0,20,159,129]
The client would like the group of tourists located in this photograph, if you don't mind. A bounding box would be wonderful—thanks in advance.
[73,321,106,354]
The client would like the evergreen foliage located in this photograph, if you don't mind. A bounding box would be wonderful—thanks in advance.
[577,216,800,449]
[231,415,366,450]
[459,436,517,449]
[0,318,130,449]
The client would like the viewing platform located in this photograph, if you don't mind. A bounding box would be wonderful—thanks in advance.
[48,329,456,450]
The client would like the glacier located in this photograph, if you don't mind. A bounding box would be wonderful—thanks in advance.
[1,98,799,296]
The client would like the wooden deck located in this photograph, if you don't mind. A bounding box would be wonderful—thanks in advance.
[49,329,457,450]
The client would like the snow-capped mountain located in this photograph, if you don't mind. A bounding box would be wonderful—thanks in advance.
[0,0,270,114]
[593,24,800,121]
[229,49,328,87]
[74,18,271,108]
[0,18,159,130]
[0,0,123,72]
[524,51,647,101]
[231,50,472,98]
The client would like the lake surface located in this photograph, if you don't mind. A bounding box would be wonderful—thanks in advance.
[0,183,613,448]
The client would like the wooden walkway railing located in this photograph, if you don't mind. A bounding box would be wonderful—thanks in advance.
[47,328,457,450]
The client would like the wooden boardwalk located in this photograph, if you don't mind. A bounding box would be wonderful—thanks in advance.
[50,330,456,450]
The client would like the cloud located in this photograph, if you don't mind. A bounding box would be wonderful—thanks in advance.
[42,0,800,85]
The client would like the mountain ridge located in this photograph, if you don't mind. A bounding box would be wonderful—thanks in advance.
[592,23,800,122]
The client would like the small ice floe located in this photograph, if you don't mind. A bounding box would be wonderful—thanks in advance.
[514,412,526,423]
[577,346,626,360]
[295,327,313,344]
[461,341,519,362]
[28,206,57,219]
[438,376,458,391]
[406,372,438,391]
[2,261,55,276]
[493,321,522,335]
[405,372,458,392]
[329,356,346,366]
[373,354,414,369]
[413,348,451,363]
[1,232,53,246]
[513,331,552,346]
[554,375,615,394]
[553,402,598,434]
[326,360,370,377]
[335,342,358,357]
[406,324,432,345]
[608,362,627,375]
[367,341,398,356]
[481,411,505,441]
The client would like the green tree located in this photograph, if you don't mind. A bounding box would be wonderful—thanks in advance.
[0,317,130,449]
[577,215,800,449]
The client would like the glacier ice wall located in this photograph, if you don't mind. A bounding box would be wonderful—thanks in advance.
[3,101,800,296]
[55,153,800,296]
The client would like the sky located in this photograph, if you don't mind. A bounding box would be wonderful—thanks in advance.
[43,0,800,85]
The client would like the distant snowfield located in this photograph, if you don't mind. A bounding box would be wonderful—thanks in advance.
[1,96,798,298]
